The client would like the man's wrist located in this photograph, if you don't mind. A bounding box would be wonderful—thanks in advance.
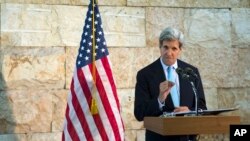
[158,97,165,105]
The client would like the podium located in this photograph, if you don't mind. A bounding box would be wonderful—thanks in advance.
[144,116,240,135]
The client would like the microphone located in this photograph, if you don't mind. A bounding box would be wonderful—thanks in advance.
[184,67,198,78]
[175,67,184,75]
[175,68,190,79]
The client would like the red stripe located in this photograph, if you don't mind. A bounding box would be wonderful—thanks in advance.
[93,114,109,141]
[71,78,93,141]
[101,57,121,111]
[94,60,122,141]
[62,131,65,141]
[65,104,80,141]
[77,67,108,140]
[101,57,125,130]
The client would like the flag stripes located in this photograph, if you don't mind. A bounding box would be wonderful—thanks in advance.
[62,0,124,140]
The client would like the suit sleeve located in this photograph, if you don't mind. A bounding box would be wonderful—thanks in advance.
[134,71,163,121]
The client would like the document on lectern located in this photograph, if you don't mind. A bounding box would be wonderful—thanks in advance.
[161,107,238,117]
[199,107,238,115]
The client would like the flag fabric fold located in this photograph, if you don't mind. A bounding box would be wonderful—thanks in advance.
[62,0,124,140]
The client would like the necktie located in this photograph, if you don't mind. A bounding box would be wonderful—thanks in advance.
[167,66,179,107]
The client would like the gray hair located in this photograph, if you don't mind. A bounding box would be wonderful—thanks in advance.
[159,27,184,48]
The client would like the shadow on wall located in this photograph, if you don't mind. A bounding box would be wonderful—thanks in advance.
[0,51,18,141]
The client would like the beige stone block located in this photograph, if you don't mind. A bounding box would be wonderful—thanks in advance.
[136,130,145,141]
[232,8,250,47]
[124,129,136,141]
[27,132,62,141]
[2,0,127,6]
[0,132,62,141]
[198,48,239,88]
[1,4,58,47]
[128,0,231,8]
[0,134,27,141]
[54,5,86,46]
[146,7,184,47]
[100,7,145,47]
[1,4,87,47]
[65,46,78,89]
[124,129,145,141]
[238,48,250,87]
[132,47,160,86]
[110,47,159,89]
[204,88,218,110]
[0,89,53,133]
[0,47,65,90]
[118,89,143,130]
[179,47,200,68]
[184,9,231,48]
[52,89,68,132]
[109,47,136,89]
[45,0,87,5]
[230,0,250,8]
[218,88,250,123]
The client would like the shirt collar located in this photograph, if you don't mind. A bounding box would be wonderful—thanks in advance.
[160,57,178,70]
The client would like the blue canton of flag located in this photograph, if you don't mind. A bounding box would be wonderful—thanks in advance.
[76,1,108,68]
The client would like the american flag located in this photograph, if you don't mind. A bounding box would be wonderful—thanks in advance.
[62,0,124,141]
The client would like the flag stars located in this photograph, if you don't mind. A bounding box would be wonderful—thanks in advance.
[96,38,101,42]
[85,56,89,61]
[77,61,81,65]
[101,48,106,52]
[87,49,91,53]
[76,3,109,68]
[88,42,92,46]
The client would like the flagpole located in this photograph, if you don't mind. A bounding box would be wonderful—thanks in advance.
[91,0,98,115]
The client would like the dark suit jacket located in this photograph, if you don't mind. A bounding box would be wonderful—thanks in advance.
[134,58,207,141]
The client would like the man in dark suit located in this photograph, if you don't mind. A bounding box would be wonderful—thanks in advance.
[134,27,207,141]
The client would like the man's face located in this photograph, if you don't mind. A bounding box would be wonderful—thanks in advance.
[160,40,182,66]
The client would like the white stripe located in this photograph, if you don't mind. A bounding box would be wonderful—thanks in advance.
[74,67,102,141]
[63,121,72,141]
[67,90,86,140]
[95,60,115,140]
[96,59,124,140]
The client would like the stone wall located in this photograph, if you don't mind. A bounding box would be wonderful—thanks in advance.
[0,0,250,141]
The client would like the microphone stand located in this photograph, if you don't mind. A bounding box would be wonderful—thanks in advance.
[176,68,199,116]
[189,80,198,116]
